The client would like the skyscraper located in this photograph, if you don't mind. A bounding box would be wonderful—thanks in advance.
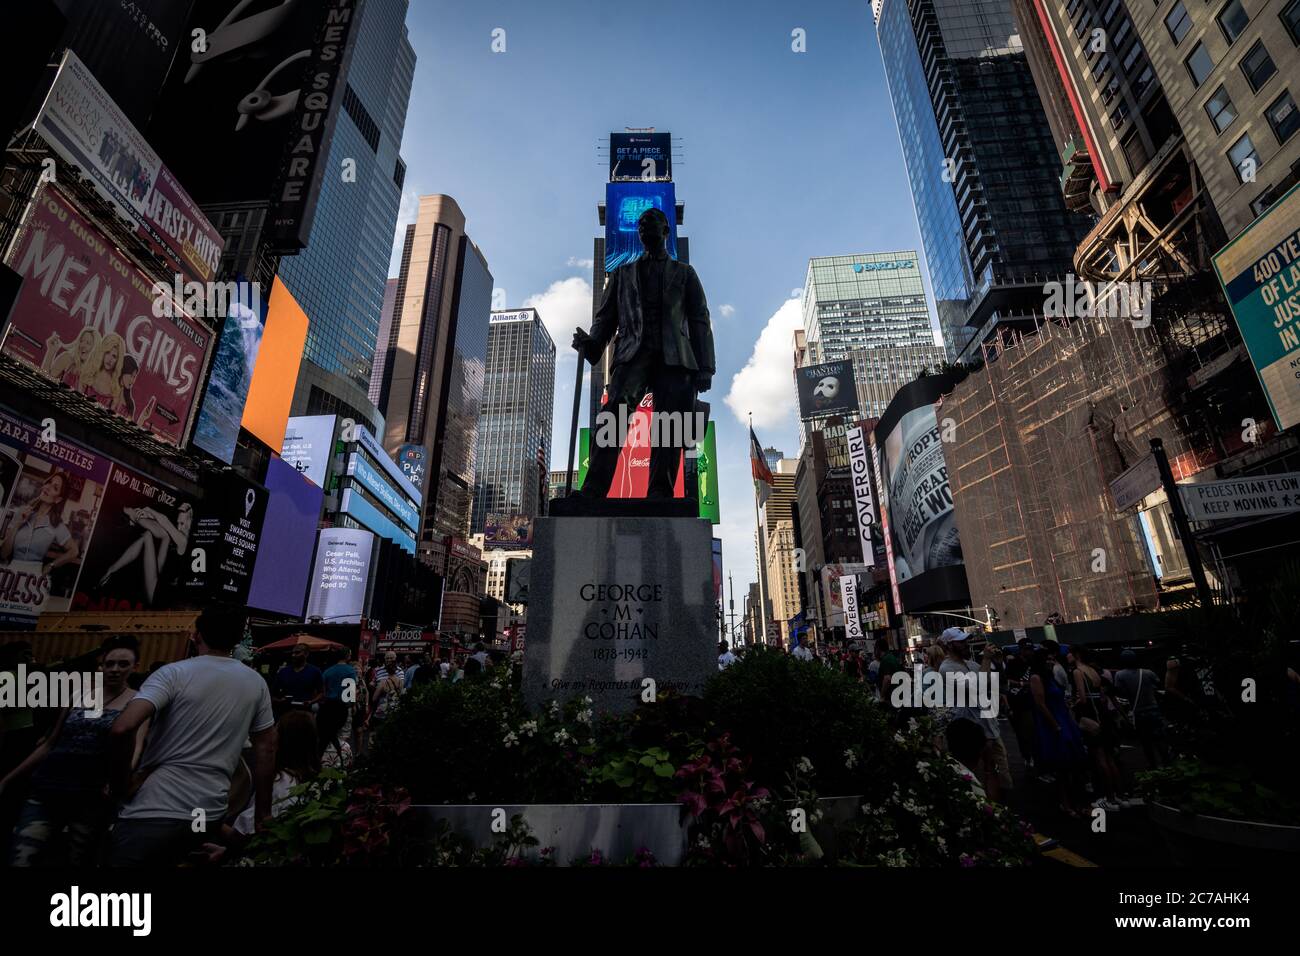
[369,277,400,408]
[850,344,948,419]
[378,195,494,572]
[471,308,557,533]
[875,0,1092,361]
[802,252,935,361]
[760,459,802,647]
[281,0,416,434]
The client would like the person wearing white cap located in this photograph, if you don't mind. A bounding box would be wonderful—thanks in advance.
[938,628,1012,801]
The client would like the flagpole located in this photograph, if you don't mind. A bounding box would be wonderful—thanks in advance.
[750,413,771,648]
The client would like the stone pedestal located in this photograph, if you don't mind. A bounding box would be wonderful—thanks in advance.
[523,515,716,714]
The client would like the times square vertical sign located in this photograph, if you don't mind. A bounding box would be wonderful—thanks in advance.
[267,0,362,251]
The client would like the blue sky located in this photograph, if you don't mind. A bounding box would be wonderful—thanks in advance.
[393,0,928,610]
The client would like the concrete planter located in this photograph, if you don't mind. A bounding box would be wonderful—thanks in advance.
[1149,802,1300,866]
[409,803,688,866]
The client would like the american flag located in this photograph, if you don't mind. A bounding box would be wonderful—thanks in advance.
[749,426,774,485]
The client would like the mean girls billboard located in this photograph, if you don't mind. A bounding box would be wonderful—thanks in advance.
[1,187,213,447]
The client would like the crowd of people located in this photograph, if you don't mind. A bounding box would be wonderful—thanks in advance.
[0,612,504,867]
[718,628,1192,818]
[0,617,1269,866]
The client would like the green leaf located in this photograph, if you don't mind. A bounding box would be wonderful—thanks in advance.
[303,824,334,845]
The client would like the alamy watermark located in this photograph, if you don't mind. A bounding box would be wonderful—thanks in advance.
[889,665,1000,719]
[1042,275,1152,328]
[593,406,709,451]
[0,665,105,718]
[151,275,262,322]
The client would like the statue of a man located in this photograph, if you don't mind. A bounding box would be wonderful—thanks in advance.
[572,206,714,499]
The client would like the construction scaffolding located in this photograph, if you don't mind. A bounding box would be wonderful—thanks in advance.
[944,314,1214,628]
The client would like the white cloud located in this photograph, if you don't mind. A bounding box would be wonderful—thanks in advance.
[718,303,736,318]
[724,296,803,430]
[566,256,595,270]
[524,276,593,355]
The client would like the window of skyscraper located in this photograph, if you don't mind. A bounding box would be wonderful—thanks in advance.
[1205,84,1238,134]
[1185,42,1215,88]
[1227,132,1261,182]
[1165,3,1192,44]
[1122,42,1144,74]
[1217,0,1250,44]
[1240,41,1277,92]
[1267,90,1300,144]
[1285,0,1300,44]
[1134,64,1156,99]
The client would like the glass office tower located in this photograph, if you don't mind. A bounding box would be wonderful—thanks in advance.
[802,252,935,360]
[876,0,1092,361]
[472,309,557,534]
[280,0,416,429]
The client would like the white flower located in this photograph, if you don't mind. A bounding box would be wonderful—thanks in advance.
[844,749,858,770]
[917,759,932,781]
[553,728,571,744]
[467,792,476,801]
[490,680,502,690]
[520,720,538,737]
[548,700,560,716]
[796,756,814,775]
[582,696,593,706]
[502,731,519,749]
[576,709,593,724]
[907,718,920,733]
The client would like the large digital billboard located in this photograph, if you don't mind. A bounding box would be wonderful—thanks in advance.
[181,471,268,605]
[282,415,337,488]
[149,0,363,252]
[396,443,426,492]
[796,361,860,420]
[484,514,533,550]
[34,50,224,283]
[304,527,375,624]
[72,462,198,614]
[242,278,308,453]
[609,132,672,181]
[604,182,678,272]
[191,280,266,464]
[0,407,112,627]
[874,376,969,611]
[1213,181,1300,431]
[247,456,323,618]
[2,187,214,448]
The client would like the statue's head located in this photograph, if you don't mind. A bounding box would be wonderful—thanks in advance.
[637,207,670,255]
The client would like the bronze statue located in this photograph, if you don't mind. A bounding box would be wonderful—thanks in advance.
[571,207,715,499]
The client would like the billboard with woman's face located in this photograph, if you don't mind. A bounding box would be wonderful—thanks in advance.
[1,187,213,447]
[0,408,111,626]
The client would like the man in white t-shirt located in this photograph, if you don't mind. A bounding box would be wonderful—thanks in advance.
[717,640,737,670]
[792,641,814,662]
[108,607,275,866]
